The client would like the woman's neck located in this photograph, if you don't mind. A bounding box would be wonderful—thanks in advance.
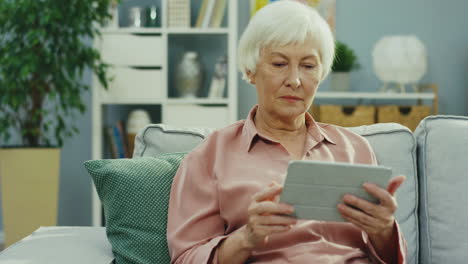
[254,107,307,141]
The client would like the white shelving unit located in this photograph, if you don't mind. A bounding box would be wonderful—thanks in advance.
[91,0,238,226]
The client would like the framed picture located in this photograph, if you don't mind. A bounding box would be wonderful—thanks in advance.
[250,0,336,32]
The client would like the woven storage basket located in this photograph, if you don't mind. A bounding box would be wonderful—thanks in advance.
[319,105,376,127]
[377,105,431,131]
[308,105,320,121]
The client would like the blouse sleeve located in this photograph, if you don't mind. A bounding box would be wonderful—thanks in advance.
[167,148,228,264]
[362,221,408,264]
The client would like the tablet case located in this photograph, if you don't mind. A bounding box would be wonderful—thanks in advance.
[280,160,392,222]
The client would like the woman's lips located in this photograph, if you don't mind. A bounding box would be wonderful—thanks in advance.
[281,96,302,102]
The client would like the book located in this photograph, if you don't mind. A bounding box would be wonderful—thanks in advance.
[209,0,227,28]
[201,0,216,28]
[105,127,118,159]
[112,124,126,158]
[208,76,226,98]
[116,120,129,158]
[195,0,210,27]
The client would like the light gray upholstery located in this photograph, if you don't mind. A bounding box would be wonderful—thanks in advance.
[349,124,418,264]
[133,123,419,264]
[133,124,214,158]
[0,227,113,264]
[7,117,468,264]
[415,116,468,264]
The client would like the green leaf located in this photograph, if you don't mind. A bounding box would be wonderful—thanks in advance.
[0,0,114,146]
[332,41,360,72]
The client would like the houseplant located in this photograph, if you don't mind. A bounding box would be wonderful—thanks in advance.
[330,41,360,91]
[0,0,115,246]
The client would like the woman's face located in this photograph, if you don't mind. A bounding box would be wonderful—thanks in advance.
[248,36,323,121]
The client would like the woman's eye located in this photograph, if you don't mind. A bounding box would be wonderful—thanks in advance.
[273,63,286,67]
[303,64,316,69]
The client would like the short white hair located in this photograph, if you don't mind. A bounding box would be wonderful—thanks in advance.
[238,0,335,82]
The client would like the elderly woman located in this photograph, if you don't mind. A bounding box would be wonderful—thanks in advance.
[167,1,406,263]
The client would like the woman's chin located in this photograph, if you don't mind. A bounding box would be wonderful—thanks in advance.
[274,105,306,118]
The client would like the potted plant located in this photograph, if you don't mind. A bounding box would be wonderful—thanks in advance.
[330,41,360,91]
[0,0,114,247]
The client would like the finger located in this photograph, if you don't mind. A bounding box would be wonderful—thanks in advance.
[341,214,375,233]
[387,175,406,196]
[363,182,396,208]
[255,224,292,235]
[253,185,283,202]
[257,215,297,226]
[268,181,280,187]
[249,201,294,216]
[337,203,379,227]
[342,194,384,219]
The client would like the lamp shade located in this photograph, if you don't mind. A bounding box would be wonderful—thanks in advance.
[372,35,427,85]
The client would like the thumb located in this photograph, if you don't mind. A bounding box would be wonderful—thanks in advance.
[267,181,281,202]
[268,180,280,187]
[387,175,406,196]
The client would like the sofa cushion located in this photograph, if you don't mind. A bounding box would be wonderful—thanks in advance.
[84,153,187,264]
[0,227,113,264]
[132,124,213,157]
[415,116,468,264]
[349,123,418,264]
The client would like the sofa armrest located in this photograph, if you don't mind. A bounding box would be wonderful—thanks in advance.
[0,226,114,264]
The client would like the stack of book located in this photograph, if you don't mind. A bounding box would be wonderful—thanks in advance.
[105,120,131,159]
[195,0,227,28]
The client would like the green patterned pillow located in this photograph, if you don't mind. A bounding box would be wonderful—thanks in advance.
[84,152,187,264]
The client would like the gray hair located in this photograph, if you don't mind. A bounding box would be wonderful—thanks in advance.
[238,0,335,82]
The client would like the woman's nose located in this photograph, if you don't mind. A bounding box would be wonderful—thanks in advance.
[285,67,301,89]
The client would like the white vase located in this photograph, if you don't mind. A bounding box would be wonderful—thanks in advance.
[330,72,350,92]
[126,110,152,156]
[127,109,152,134]
[175,51,204,98]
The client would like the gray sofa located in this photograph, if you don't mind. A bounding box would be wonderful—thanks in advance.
[1,115,467,264]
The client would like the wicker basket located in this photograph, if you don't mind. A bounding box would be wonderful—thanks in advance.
[377,105,431,131]
[319,105,376,127]
[308,105,320,121]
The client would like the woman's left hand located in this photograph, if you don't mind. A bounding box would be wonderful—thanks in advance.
[337,175,406,262]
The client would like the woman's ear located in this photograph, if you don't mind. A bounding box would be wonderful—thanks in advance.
[246,70,256,84]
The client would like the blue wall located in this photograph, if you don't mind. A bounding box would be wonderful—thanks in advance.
[3,0,466,232]
[337,0,468,115]
[238,0,468,117]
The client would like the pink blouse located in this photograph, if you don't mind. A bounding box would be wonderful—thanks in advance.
[167,105,406,264]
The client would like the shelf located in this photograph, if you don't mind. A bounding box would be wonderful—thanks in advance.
[167,98,229,105]
[315,92,435,100]
[99,27,229,35]
[100,98,165,105]
[100,27,163,34]
[92,0,238,227]
[166,28,229,34]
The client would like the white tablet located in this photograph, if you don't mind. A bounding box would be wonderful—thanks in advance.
[279,160,392,222]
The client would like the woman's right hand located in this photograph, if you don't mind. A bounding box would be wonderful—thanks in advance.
[242,182,297,249]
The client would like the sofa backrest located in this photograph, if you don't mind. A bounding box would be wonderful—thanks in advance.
[415,116,468,264]
[350,124,418,264]
[133,122,418,264]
